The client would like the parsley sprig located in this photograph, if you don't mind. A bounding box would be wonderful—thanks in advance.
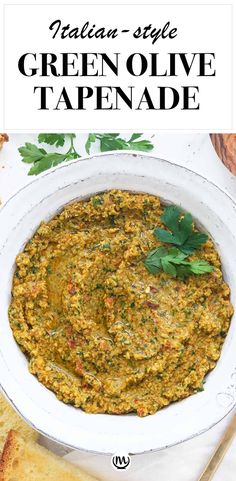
[154,205,208,254]
[144,247,214,280]
[19,134,80,175]
[19,133,154,176]
[144,205,214,280]
[85,133,154,154]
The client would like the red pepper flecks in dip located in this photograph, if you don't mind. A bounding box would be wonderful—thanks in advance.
[9,191,233,416]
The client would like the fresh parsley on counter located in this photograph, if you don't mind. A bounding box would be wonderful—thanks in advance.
[18,133,154,175]
[18,134,80,175]
[144,205,214,280]
[85,133,154,154]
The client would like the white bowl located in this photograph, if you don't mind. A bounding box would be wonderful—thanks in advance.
[0,152,236,455]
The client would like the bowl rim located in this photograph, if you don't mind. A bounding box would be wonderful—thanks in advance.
[1,150,236,455]
[3,149,236,214]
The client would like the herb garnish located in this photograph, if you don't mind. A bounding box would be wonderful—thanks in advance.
[85,133,154,154]
[154,205,208,254]
[19,133,154,176]
[19,134,80,175]
[144,205,214,280]
[38,133,68,147]
[144,246,214,280]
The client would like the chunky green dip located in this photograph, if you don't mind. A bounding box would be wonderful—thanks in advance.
[9,191,233,416]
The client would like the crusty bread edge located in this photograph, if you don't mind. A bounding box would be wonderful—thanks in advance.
[0,430,16,481]
[0,430,100,481]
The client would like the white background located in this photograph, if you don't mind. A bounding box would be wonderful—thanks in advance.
[1,132,236,480]
[2,2,234,131]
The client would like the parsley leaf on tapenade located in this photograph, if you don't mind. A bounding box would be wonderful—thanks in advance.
[154,205,208,254]
[144,205,214,280]
[144,246,214,280]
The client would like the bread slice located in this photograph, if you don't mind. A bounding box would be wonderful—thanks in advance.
[0,134,9,150]
[0,430,99,481]
[0,393,38,451]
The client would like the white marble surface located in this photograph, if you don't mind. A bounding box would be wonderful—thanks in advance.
[0,132,236,481]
